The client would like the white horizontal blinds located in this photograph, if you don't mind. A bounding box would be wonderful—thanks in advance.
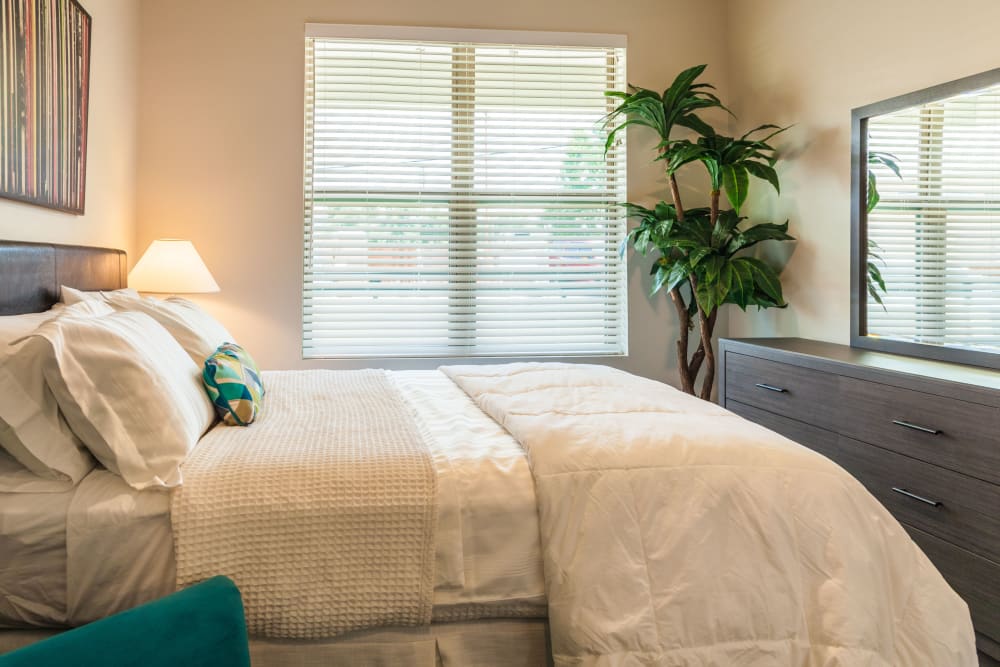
[867,82,1000,353]
[303,29,627,358]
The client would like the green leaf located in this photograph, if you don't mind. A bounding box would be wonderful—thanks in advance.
[692,259,730,312]
[700,255,725,284]
[633,228,651,255]
[728,259,753,309]
[867,282,884,307]
[743,161,780,193]
[715,261,733,307]
[687,246,712,268]
[676,112,717,138]
[869,151,902,179]
[664,261,691,293]
[603,118,649,153]
[866,150,901,213]
[868,261,886,292]
[662,65,708,112]
[654,201,675,220]
[702,159,722,191]
[651,265,670,296]
[712,209,743,247]
[661,141,708,174]
[866,171,880,213]
[623,202,655,218]
[726,221,794,255]
[603,65,727,159]
[733,256,784,305]
[722,165,749,212]
[741,123,788,145]
[694,279,715,313]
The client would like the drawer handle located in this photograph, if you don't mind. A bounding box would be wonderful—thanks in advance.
[891,419,941,435]
[891,487,943,508]
[754,383,787,393]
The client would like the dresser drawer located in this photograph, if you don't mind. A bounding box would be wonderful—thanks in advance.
[832,435,1000,562]
[726,400,841,462]
[904,524,1000,647]
[724,353,840,431]
[838,376,1000,484]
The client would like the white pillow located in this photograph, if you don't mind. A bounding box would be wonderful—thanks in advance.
[23,310,215,490]
[0,308,62,342]
[0,304,100,483]
[0,448,76,493]
[60,285,139,305]
[103,294,233,365]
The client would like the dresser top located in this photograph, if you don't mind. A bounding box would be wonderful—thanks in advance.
[722,337,1000,396]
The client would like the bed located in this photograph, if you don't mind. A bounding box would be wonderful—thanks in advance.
[0,241,978,666]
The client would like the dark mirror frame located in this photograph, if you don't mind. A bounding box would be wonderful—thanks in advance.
[850,67,1000,370]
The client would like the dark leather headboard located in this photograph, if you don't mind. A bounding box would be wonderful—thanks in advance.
[0,240,127,315]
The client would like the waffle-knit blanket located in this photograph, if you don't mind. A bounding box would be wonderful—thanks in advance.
[171,370,437,639]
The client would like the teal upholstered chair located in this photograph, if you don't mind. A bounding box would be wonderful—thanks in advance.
[0,576,250,667]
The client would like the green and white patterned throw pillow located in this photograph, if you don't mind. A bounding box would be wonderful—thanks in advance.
[202,343,264,426]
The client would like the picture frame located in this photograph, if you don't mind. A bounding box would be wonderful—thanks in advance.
[0,0,93,214]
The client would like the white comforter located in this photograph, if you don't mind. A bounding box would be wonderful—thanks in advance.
[442,363,976,666]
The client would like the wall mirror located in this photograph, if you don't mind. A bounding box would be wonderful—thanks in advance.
[851,68,1000,369]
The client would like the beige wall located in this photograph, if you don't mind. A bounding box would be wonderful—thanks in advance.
[0,0,139,257]
[724,0,1000,343]
[9,0,991,379]
[135,0,730,379]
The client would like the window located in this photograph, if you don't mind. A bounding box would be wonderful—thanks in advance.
[302,25,627,358]
[866,80,1000,355]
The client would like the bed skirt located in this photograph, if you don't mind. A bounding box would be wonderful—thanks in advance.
[0,619,552,667]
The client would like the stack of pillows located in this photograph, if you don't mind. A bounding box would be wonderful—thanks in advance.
[0,287,264,493]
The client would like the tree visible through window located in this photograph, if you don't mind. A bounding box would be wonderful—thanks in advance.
[302,27,627,358]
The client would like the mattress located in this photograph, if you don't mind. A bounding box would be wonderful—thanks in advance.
[0,370,546,629]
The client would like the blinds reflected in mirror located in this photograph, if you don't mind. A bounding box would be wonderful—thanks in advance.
[302,27,627,358]
[866,82,1000,353]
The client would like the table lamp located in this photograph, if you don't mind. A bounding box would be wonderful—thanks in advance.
[129,239,220,294]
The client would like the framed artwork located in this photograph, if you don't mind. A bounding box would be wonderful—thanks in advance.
[0,0,92,214]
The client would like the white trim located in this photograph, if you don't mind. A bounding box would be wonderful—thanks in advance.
[304,23,627,48]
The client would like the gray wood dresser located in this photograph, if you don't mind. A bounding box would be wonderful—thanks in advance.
[718,338,1000,664]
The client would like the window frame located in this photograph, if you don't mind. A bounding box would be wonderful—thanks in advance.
[302,24,628,360]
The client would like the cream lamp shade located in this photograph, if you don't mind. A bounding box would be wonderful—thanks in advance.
[129,239,220,293]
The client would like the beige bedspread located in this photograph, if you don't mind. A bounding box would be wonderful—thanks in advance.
[171,370,437,639]
[443,362,976,666]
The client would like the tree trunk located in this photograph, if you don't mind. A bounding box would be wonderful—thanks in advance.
[668,174,685,222]
[687,308,717,382]
[696,307,718,400]
[665,172,699,394]
[669,287,694,394]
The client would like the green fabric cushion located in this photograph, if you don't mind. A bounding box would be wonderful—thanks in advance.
[0,576,250,667]
[202,343,264,426]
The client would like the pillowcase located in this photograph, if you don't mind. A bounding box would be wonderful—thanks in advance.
[23,309,215,490]
[0,308,63,342]
[103,294,233,366]
[203,343,264,426]
[0,448,76,493]
[0,303,102,483]
[60,285,139,305]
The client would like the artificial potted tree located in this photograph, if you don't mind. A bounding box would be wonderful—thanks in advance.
[604,65,794,398]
